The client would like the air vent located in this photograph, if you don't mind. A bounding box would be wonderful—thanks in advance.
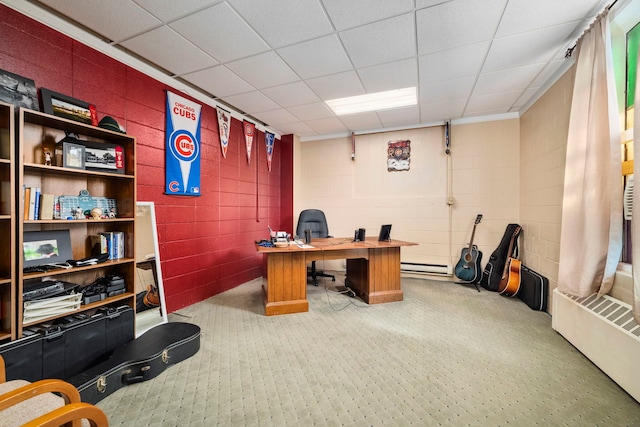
[552,289,640,402]
[624,174,633,220]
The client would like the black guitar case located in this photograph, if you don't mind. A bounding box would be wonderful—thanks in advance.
[517,265,548,311]
[0,306,134,382]
[479,224,521,291]
[68,322,201,404]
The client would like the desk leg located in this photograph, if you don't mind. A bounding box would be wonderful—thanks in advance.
[346,247,403,304]
[263,252,309,316]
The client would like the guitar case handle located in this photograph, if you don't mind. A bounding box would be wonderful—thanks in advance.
[121,366,151,384]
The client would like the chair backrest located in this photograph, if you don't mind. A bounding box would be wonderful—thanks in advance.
[296,209,330,238]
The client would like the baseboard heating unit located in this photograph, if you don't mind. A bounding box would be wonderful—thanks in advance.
[552,288,640,402]
[400,262,452,276]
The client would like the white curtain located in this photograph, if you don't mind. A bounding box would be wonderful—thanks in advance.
[633,42,640,323]
[558,11,622,298]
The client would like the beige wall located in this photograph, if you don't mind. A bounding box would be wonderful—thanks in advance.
[294,64,633,312]
[294,119,520,272]
[519,67,575,311]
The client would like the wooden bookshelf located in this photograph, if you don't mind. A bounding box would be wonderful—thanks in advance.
[15,108,136,338]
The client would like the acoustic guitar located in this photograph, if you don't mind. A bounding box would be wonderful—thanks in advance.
[498,226,522,297]
[454,214,483,282]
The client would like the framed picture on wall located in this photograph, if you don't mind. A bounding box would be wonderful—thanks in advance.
[40,88,97,125]
[0,68,39,111]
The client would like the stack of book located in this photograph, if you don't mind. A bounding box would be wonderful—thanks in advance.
[91,232,125,260]
[23,187,56,220]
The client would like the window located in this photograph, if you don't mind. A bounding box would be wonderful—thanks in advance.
[615,5,640,263]
[621,23,639,262]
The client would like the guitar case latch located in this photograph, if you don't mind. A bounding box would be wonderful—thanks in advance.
[96,376,107,394]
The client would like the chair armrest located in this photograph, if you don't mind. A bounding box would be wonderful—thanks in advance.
[0,378,81,411]
[23,402,109,427]
[0,354,5,383]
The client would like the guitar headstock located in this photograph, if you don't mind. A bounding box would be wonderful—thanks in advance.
[475,214,483,224]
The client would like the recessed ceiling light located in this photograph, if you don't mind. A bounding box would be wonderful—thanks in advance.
[326,87,417,116]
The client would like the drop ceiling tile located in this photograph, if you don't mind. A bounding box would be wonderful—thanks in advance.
[358,58,417,93]
[306,71,365,101]
[421,99,466,123]
[181,66,254,97]
[222,91,280,114]
[419,42,490,83]
[416,0,507,54]
[338,112,383,131]
[227,0,333,48]
[252,109,299,126]
[227,52,300,89]
[465,90,523,114]
[38,0,161,42]
[261,82,320,108]
[513,87,541,109]
[474,63,546,95]
[378,105,421,128]
[340,13,416,68]
[483,22,577,73]
[133,0,221,22]
[31,0,616,138]
[496,0,603,37]
[415,0,456,9]
[277,121,317,137]
[119,26,217,76]
[305,116,350,134]
[322,0,414,31]
[169,2,269,63]
[277,35,353,79]
[421,76,475,103]
[287,102,335,121]
[531,59,566,86]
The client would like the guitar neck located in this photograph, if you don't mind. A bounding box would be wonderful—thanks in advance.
[501,227,521,276]
[467,225,477,252]
[466,215,482,251]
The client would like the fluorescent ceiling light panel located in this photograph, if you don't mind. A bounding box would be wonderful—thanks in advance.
[326,87,417,115]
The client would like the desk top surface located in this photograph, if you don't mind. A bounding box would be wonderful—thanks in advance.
[255,237,417,253]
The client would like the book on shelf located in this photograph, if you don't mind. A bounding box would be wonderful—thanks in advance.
[99,231,124,260]
[90,234,108,256]
[39,193,55,220]
[28,187,37,220]
[33,187,40,220]
[23,186,30,220]
[23,187,53,220]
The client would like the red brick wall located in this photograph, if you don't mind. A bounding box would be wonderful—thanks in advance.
[0,5,293,312]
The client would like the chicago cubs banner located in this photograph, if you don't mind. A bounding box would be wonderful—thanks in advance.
[165,91,202,196]
[265,131,275,172]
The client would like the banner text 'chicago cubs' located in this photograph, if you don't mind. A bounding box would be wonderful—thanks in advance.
[165,91,202,196]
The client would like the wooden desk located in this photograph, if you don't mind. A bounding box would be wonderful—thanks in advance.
[256,237,417,316]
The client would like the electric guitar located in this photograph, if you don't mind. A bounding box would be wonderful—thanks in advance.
[498,226,522,297]
[454,214,483,282]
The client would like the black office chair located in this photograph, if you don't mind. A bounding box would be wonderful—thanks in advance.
[296,209,336,286]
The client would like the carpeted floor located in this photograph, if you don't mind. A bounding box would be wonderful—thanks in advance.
[97,273,640,426]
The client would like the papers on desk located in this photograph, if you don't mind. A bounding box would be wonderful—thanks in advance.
[297,244,314,249]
